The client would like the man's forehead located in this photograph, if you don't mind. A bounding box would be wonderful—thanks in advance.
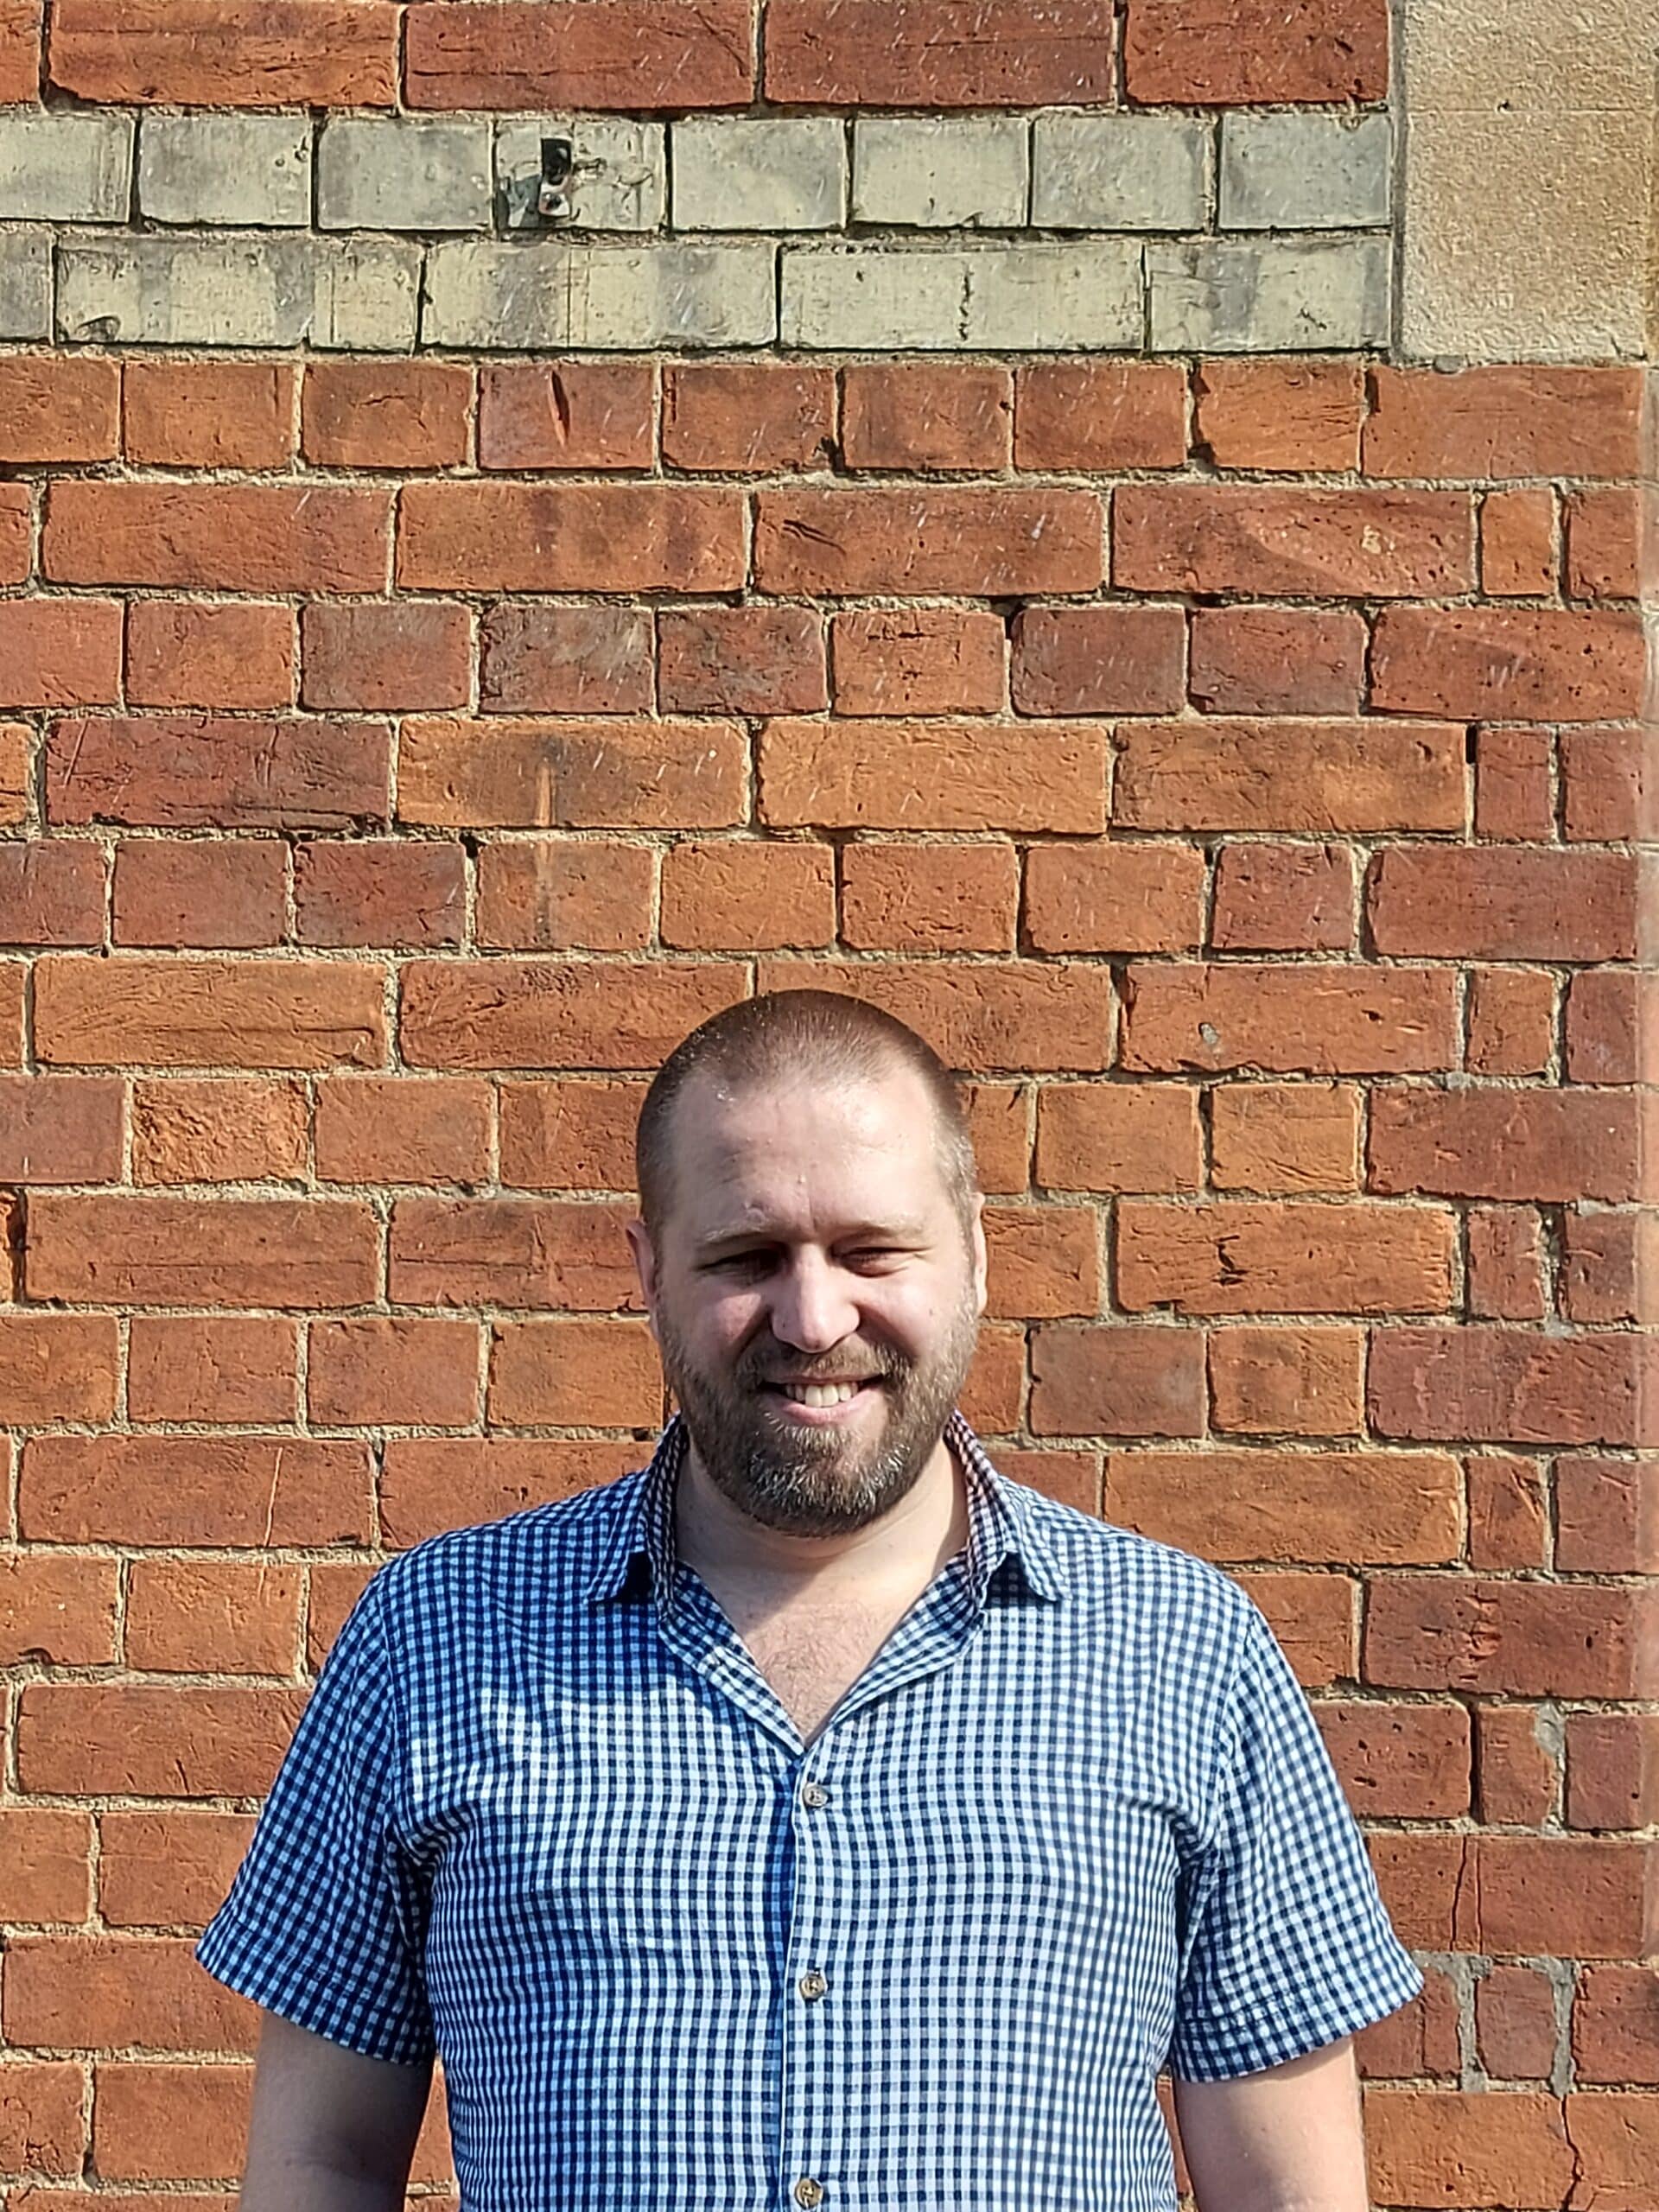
[676,1061,938,1154]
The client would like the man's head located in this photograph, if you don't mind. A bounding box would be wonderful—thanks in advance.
[626,991,987,1539]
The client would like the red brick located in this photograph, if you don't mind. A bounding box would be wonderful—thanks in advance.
[48,715,388,831]
[1233,1570,1356,1688]
[1123,719,1463,835]
[1367,845,1636,960]
[990,1450,1097,1517]
[5,1933,256,2054]
[477,361,652,471]
[315,1076,492,1187]
[1467,967,1554,1077]
[122,359,294,468]
[489,1317,662,1427]
[0,1313,117,1423]
[1473,725,1553,841]
[1371,605,1645,721]
[1369,1329,1656,1447]
[130,1077,307,1184]
[1119,1199,1454,1316]
[1480,487,1555,596]
[662,840,836,951]
[302,359,470,470]
[97,1809,255,1930]
[0,599,122,708]
[1014,361,1186,471]
[308,1560,376,1668]
[0,963,22,1064]
[36,954,385,1070]
[400,963,744,1073]
[113,838,284,949]
[1464,1453,1548,1572]
[0,840,106,944]
[1466,1205,1546,1321]
[962,1081,1030,1194]
[476,837,654,950]
[1565,486,1643,600]
[760,957,1117,1074]
[1473,1700,1556,1823]
[661,363,835,472]
[1366,2088,1576,2205]
[1211,1081,1359,1192]
[1560,727,1656,842]
[300,601,471,711]
[1031,1325,1203,1436]
[1567,1713,1659,1832]
[1370,1090,1637,1204]
[1573,1968,1659,2085]
[53,0,396,101]
[1208,1326,1363,1436]
[1484,1840,1658,1961]
[766,0,1116,104]
[1475,1966,1558,2079]
[125,1562,302,1680]
[400,715,744,829]
[92,2060,257,2183]
[19,1683,306,1796]
[405,0,753,107]
[755,487,1103,594]
[0,1551,119,1665]
[0,1808,92,1924]
[0,1074,122,1181]
[842,364,1012,471]
[0,720,29,822]
[46,481,388,593]
[830,607,1006,715]
[1195,358,1363,471]
[294,839,467,949]
[127,1316,297,1425]
[839,840,1015,953]
[0,2060,84,2177]
[308,1316,480,1427]
[1319,1700,1471,1820]
[498,1077,644,1191]
[1122,962,1459,1075]
[1108,1450,1458,1567]
[1364,365,1643,480]
[1034,1083,1202,1195]
[1189,605,1365,715]
[399,482,741,592]
[1555,1457,1659,1573]
[382,1436,636,1544]
[1011,605,1185,715]
[1115,484,1471,596]
[0,480,30,582]
[658,606,828,714]
[984,1202,1100,1319]
[479,604,652,715]
[1370,1577,1656,1699]
[0,355,117,462]
[1567,970,1659,1085]
[1024,842,1204,954]
[1126,0,1387,100]
[1211,842,1356,952]
[762,717,1105,833]
[125,601,295,710]
[25,1193,379,1307]
[22,1434,372,1548]
[0,0,41,99]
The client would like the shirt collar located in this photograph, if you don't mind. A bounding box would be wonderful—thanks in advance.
[582,1410,1070,1618]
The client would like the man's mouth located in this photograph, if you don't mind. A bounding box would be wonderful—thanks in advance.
[761,1377,883,1408]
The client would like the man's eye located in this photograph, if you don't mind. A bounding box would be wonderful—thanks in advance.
[846,1248,902,1266]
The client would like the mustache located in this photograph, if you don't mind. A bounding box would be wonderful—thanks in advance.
[739,1345,910,1389]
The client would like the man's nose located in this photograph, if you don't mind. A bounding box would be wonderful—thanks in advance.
[766,1251,860,1352]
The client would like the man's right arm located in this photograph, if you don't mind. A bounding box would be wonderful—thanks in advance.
[239,2009,434,2212]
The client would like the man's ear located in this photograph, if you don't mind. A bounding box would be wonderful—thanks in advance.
[969,1191,988,1318]
[624,1216,658,1336]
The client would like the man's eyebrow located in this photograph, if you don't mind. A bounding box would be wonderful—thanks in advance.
[694,1217,931,1253]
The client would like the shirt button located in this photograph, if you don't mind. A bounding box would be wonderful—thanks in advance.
[801,1781,829,1808]
[798,1969,828,2001]
[794,2181,824,2208]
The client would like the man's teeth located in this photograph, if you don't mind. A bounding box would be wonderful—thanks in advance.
[783,1382,863,1407]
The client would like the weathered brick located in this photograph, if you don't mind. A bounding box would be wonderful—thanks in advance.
[1117,720,1463,834]
[1116,484,1471,597]
[1371,606,1645,721]
[0,353,117,461]
[308,1317,480,1428]
[294,840,466,949]
[1025,843,1204,954]
[404,0,754,108]
[301,601,471,712]
[830,608,1006,715]
[125,603,295,711]
[19,1683,308,1798]
[1220,112,1390,229]
[497,116,664,234]
[851,116,1028,227]
[1122,962,1459,1076]
[1472,1704,1556,1826]
[1212,1082,1360,1192]
[1566,970,1659,1085]
[1118,1199,1454,1316]
[389,1197,639,1310]
[1473,726,1553,842]
[782,242,1141,351]
[674,115,844,229]
[1208,1326,1363,1436]
[0,1313,118,1423]
[0,840,106,944]
[22,1435,372,1548]
[317,117,490,232]
[0,720,29,822]
[112,840,284,950]
[498,1077,644,1191]
[477,362,652,472]
[1467,1453,1568,1570]
[425,238,773,349]
[1012,606,1185,715]
[0,1808,93,1924]
[315,1076,492,1188]
[1466,1206,1547,1322]
[490,1318,663,1427]
[128,1316,297,1425]
[1567,1714,1659,1827]
[137,111,309,229]
[1189,606,1365,715]
[477,839,654,951]
[302,359,471,470]
[842,365,1012,472]
[1369,1329,1657,1447]
[0,0,40,102]
[124,1563,302,1680]
[758,487,1102,594]
[0,110,130,219]
[1032,113,1208,229]
[766,0,1116,105]
[1558,1211,1656,1327]
[985,1203,1097,1319]
[0,600,123,709]
[1367,846,1636,960]
[400,717,745,830]
[1108,1450,1458,1567]
[1034,1083,1202,1195]
[0,1551,118,1665]
[97,1808,256,1929]
[400,963,743,1073]
[840,841,1015,954]
[25,1194,379,1307]
[759,957,1116,1074]
[1195,357,1363,472]
[46,481,387,594]
[383,1437,636,1544]
[1480,489,1556,597]
[1573,1968,1659,2084]
[1321,1700,1470,1821]
[1560,728,1655,842]
[658,607,828,715]
[1031,1325,1203,1437]
[398,483,742,593]
[1367,1578,1658,1705]
[662,841,836,952]
[47,715,389,832]
[1370,1089,1639,1204]
[480,606,653,715]
[0,1074,122,1182]
[0,480,30,576]
[63,233,419,349]
[762,717,1104,834]
[1211,842,1357,952]
[1014,361,1187,472]
[1467,968,1554,1078]
[1565,486,1643,600]
[122,359,295,469]
[1364,365,1643,480]
[1148,238,1389,351]
[36,955,385,1070]
[1126,0,1388,101]
[661,362,835,472]
[0,2059,84,2176]
[52,0,396,103]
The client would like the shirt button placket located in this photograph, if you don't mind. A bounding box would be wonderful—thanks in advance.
[793,2179,825,2208]
[787,1772,832,2209]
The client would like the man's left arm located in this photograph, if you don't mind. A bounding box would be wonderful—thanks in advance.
[1173,2034,1371,2212]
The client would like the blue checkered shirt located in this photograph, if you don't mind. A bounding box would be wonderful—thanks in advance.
[198,1411,1423,2210]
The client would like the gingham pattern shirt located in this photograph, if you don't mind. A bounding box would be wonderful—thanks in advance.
[198,1411,1423,2211]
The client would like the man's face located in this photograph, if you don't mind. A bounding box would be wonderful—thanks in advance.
[626,1064,988,1538]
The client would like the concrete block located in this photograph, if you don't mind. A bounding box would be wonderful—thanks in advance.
[0,112,130,221]
[318,119,492,232]
[0,232,50,340]
[781,243,1141,349]
[1032,114,1210,231]
[498,118,665,232]
[673,117,844,230]
[1147,238,1390,351]
[138,115,311,228]
[423,240,775,346]
[57,236,421,349]
[852,118,1028,228]
[1220,113,1392,229]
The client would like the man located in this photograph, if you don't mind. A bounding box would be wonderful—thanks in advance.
[198,988,1423,2211]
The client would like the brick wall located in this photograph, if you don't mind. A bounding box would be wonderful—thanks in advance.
[0,2,1655,2203]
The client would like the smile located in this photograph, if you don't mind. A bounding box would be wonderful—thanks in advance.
[761,1378,881,1421]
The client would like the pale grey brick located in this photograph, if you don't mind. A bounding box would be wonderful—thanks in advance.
[317,119,492,232]
[0,112,130,221]
[1221,113,1392,229]
[138,115,311,228]
[57,235,420,348]
[780,243,1141,349]
[423,239,774,347]
[1032,114,1210,231]
[0,231,50,340]
[673,117,843,231]
[1147,238,1390,350]
[498,118,665,232]
[851,118,1027,228]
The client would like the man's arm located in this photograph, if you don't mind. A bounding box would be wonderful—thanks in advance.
[1172,2033,1372,2212]
[239,2009,434,2212]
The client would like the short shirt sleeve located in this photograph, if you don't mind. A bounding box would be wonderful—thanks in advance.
[194,1573,435,2065]
[1168,1593,1424,2082]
